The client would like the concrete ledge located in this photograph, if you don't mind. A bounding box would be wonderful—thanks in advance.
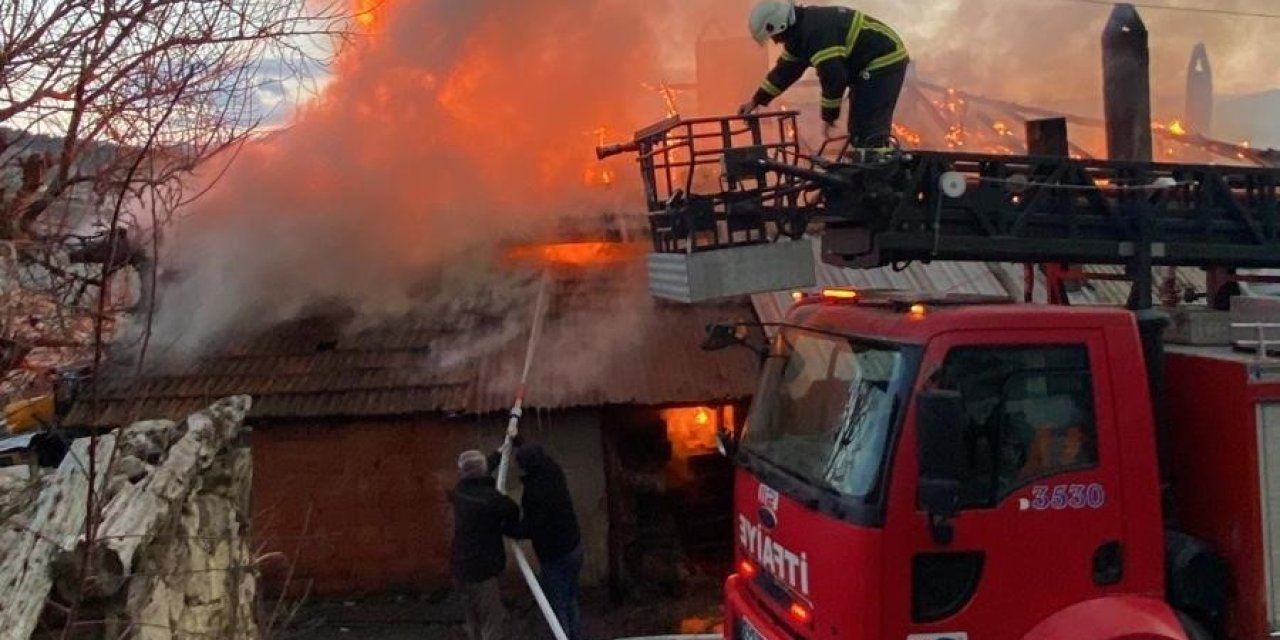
[648,240,817,303]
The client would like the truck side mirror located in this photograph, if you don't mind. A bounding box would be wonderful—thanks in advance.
[702,322,767,360]
[916,389,966,545]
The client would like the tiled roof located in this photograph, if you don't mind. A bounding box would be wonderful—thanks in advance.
[68,260,760,427]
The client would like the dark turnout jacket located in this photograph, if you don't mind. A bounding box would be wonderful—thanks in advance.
[511,445,581,562]
[449,475,519,584]
[752,5,909,124]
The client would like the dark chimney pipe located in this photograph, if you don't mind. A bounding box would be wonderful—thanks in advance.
[1102,4,1153,162]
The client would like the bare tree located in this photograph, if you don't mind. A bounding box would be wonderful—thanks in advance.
[0,0,349,399]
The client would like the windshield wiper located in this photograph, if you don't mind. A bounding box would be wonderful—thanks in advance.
[821,379,877,481]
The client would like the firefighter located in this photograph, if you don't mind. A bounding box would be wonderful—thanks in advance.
[738,0,910,148]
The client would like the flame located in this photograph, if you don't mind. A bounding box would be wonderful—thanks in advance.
[937,88,967,115]
[992,121,1014,137]
[582,166,616,187]
[892,123,922,147]
[504,241,645,267]
[1168,120,1188,136]
[661,405,732,484]
[583,127,617,187]
[642,82,682,118]
[354,0,379,29]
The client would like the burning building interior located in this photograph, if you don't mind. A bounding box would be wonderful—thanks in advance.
[5,0,1280,636]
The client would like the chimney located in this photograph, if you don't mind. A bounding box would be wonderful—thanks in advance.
[1185,43,1214,136]
[1102,4,1153,161]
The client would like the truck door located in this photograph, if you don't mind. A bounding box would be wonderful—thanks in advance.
[886,330,1128,639]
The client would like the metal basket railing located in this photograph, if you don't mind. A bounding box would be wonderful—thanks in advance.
[598,112,828,253]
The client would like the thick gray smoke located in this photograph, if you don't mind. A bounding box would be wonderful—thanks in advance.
[137,0,1280,365]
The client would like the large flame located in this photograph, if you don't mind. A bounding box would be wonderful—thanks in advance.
[150,0,673,354]
[142,0,1280,358]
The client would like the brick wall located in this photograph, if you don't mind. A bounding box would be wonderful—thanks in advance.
[252,412,608,596]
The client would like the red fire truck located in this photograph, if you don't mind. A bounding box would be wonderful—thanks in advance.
[599,106,1280,638]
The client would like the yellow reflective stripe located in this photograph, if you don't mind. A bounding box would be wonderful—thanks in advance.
[780,48,800,63]
[863,21,905,50]
[861,21,907,71]
[866,49,909,72]
[820,96,843,109]
[846,11,865,52]
[760,79,783,96]
[810,11,865,66]
[810,46,845,66]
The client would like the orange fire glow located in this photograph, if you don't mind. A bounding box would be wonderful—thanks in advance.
[584,127,618,186]
[1168,120,1188,136]
[504,241,646,267]
[582,166,616,187]
[892,123,922,147]
[354,0,379,29]
[662,405,731,463]
[642,82,683,118]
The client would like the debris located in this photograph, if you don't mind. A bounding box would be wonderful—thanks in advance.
[0,396,257,639]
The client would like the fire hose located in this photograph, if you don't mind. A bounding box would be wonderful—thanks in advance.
[495,270,568,640]
[494,272,721,640]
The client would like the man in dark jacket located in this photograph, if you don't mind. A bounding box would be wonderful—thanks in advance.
[450,449,519,640]
[738,0,909,148]
[511,443,583,640]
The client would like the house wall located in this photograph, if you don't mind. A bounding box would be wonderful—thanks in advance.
[251,410,608,596]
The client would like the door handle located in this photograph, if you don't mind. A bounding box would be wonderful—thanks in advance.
[1092,540,1123,586]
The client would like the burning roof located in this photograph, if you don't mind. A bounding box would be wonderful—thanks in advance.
[67,250,759,427]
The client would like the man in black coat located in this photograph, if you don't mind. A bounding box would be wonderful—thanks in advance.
[511,443,584,640]
[450,449,519,640]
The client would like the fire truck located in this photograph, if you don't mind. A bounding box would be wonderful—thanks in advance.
[598,102,1280,639]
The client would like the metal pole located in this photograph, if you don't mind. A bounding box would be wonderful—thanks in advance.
[1103,3,1175,523]
[495,271,567,640]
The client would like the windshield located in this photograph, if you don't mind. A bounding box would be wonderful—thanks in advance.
[742,328,904,499]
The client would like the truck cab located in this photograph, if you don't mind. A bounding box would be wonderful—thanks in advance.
[724,291,1189,640]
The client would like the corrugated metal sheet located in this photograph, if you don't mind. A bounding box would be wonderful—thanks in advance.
[994,264,1208,306]
[68,263,760,427]
[752,239,1212,324]
[753,242,1013,323]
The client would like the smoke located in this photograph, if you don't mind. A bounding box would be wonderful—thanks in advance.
[140,0,1280,363]
[861,0,1280,118]
[142,0,689,359]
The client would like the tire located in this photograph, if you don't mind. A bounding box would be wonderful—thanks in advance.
[1176,611,1214,640]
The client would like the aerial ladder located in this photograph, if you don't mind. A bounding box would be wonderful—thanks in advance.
[595,109,1280,313]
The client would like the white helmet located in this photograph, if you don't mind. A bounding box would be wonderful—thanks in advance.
[749,0,796,45]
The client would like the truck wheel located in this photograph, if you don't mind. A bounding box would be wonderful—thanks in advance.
[1176,611,1213,640]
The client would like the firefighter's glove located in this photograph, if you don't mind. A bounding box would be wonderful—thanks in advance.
[738,100,760,117]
